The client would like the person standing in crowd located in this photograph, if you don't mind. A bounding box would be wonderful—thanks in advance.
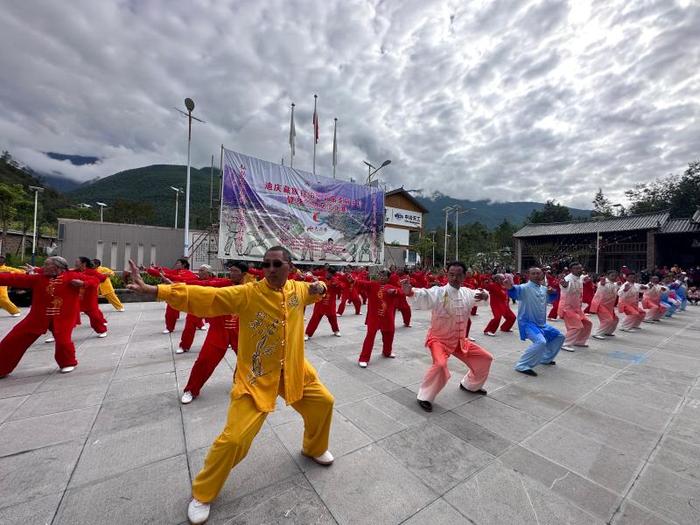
[127,247,334,525]
[504,267,564,377]
[92,259,125,312]
[355,269,402,368]
[403,261,493,412]
[76,257,109,338]
[305,267,343,340]
[558,262,592,352]
[172,265,216,354]
[483,273,516,336]
[336,268,361,316]
[0,254,23,316]
[617,272,647,332]
[180,261,249,404]
[390,269,412,327]
[590,271,620,339]
[642,276,667,322]
[147,259,198,334]
[0,257,99,376]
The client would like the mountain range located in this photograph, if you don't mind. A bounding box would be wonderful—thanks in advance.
[11,162,591,229]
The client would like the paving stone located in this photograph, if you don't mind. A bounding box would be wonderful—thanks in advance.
[432,410,514,456]
[579,390,672,432]
[489,382,572,419]
[90,391,180,437]
[104,371,178,401]
[0,440,82,508]
[0,406,98,456]
[444,462,603,525]
[666,399,700,446]
[611,502,675,525]
[652,436,700,484]
[54,455,192,525]
[10,385,105,420]
[0,492,64,525]
[337,398,408,440]
[0,395,27,424]
[378,423,494,494]
[629,464,700,524]
[401,498,472,525]
[0,375,44,398]
[452,396,548,442]
[306,445,436,525]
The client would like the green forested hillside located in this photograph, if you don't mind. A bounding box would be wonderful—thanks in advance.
[69,164,221,229]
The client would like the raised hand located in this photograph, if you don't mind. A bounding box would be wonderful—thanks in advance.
[126,259,158,296]
[69,279,84,288]
[401,279,412,296]
[308,281,327,296]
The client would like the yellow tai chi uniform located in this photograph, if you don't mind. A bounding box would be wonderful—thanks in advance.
[157,277,334,503]
[95,265,124,311]
[0,264,24,315]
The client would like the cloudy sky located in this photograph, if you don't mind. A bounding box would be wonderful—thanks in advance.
[1,0,698,208]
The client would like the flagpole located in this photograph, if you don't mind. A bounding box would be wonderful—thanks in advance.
[289,102,295,168]
[332,117,338,179]
[312,94,318,175]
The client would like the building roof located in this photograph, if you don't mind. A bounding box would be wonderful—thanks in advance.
[659,218,700,234]
[385,187,430,213]
[513,211,670,238]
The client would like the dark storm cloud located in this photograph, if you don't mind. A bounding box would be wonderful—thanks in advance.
[0,0,698,210]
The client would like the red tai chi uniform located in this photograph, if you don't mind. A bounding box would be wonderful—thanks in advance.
[390,273,412,327]
[306,275,342,337]
[336,272,361,316]
[79,268,108,334]
[483,281,516,334]
[148,266,199,333]
[356,280,401,363]
[0,271,98,375]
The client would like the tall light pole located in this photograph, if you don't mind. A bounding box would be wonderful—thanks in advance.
[28,185,44,265]
[364,159,391,185]
[595,203,623,274]
[443,206,454,268]
[96,202,107,223]
[170,186,183,229]
[454,207,475,261]
[431,230,436,267]
[176,98,205,257]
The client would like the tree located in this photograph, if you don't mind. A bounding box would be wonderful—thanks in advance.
[591,188,613,218]
[0,182,26,254]
[106,199,156,224]
[493,219,518,249]
[626,161,700,217]
[526,200,572,224]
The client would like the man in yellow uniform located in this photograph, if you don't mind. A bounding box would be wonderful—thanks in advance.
[127,246,334,524]
[92,259,124,311]
[0,255,23,316]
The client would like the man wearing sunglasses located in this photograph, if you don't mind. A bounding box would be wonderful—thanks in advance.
[127,246,333,525]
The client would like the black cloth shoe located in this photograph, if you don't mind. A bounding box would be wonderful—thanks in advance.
[460,384,487,395]
[517,369,538,376]
[543,361,556,365]
[417,399,433,412]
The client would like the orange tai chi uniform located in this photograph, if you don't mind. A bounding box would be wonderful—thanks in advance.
[156,278,334,503]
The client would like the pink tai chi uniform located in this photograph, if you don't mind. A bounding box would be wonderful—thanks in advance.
[642,284,667,321]
[617,283,645,331]
[559,274,592,347]
[409,284,493,403]
[590,278,619,337]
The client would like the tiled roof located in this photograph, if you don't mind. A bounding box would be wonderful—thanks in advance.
[513,211,670,238]
[659,218,700,234]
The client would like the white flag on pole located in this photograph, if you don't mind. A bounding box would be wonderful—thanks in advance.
[289,103,296,162]
[332,118,338,177]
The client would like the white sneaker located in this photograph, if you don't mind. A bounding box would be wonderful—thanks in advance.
[337,313,343,317]
[386,353,396,358]
[181,391,194,404]
[304,449,334,465]
[97,332,107,338]
[162,329,171,334]
[176,347,185,354]
[45,337,55,343]
[187,498,210,525]
[333,332,341,337]
[358,361,368,368]
[10,313,20,317]
[561,345,575,352]
[116,308,125,312]
[304,335,309,341]
[60,366,75,374]
[198,325,208,331]
[468,336,476,342]
[592,335,606,340]
[484,332,496,337]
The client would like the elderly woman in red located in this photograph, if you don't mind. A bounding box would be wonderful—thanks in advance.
[0,256,99,376]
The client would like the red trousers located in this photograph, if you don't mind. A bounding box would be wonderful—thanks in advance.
[165,305,180,332]
[359,325,395,362]
[179,314,205,350]
[184,326,238,397]
[397,296,411,326]
[484,303,516,334]
[0,319,77,375]
[594,304,619,336]
[82,305,107,334]
[548,298,560,319]
[306,308,340,337]
[337,291,361,315]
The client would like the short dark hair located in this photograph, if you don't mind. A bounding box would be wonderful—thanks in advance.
[92,258,102,266]
[78,256,94,269]
[570,262,582,268]
[265,245,292,262]
[446,261,467,274]
[228,261,249,273]
[176,258,190,269]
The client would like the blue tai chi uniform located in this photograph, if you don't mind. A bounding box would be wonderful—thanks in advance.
[508,281,564,371]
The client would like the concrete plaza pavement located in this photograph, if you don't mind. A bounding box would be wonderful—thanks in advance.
[1,300,699,524]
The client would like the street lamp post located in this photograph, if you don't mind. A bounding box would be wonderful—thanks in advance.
[443,206,454,268]
[170,186,183,229]
[454,207,475,261]
[364,159,391,185]
[28,185,44,265]
[96,202,107,223]
[431,230,436,267]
